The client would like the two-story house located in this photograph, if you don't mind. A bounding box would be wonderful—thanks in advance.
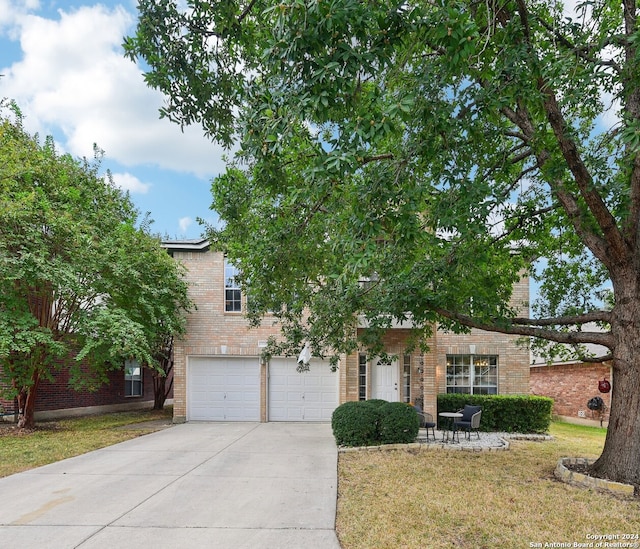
[165,239,530,423]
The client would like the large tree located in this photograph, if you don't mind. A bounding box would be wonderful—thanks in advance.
[125,0,640,487]
[0,103,192,428]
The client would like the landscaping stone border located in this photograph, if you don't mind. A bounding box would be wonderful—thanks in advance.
[337,431,553,454]
[554,457,636,498]
[338,440,510,453]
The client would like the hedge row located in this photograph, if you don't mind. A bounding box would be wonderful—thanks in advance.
[331,400,420,447]
[437,394,553,433]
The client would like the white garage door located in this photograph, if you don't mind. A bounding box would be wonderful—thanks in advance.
[269,358,338,421]
[188,357,260,421]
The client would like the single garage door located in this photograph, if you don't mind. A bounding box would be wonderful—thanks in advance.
[269,358,338,421]
[188,357,260,421]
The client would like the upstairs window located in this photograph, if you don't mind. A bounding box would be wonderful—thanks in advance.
[224,258,242,312]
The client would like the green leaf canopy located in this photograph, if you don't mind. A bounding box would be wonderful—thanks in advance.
[0,104,192,423]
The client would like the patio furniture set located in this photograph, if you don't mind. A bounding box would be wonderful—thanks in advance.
[415,404,482,443]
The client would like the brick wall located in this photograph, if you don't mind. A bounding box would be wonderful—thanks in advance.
[0,361,161,417]
[436,328,530,395]
[530,362,612,421]
[433,272,531,397]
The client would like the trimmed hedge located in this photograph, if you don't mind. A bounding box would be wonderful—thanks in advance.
[331,401,383,447]
[437,394,553,433]
[331,400,420,447]
[378,402,420,444]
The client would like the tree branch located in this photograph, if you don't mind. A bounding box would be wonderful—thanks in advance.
[580,354,613,363]
[511,310,612,325]
[362,153,395,164]
[435,308,614,348]
[507,0,628,268]
[491,204,557,245]
[238,0,259,23]
[536,18,623,73]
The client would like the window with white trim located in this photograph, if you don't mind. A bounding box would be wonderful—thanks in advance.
[124,359,142,397]
[358,354,367,401]
[224,258,242,312]
[446,355,497,395]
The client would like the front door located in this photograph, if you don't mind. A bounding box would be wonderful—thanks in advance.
[372,357,400,401]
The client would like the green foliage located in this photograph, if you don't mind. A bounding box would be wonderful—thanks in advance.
[0,105,193,422]
[364,399,388,408]
[331,400,421,446]
[124,0,629,363]
[331,401,382,447]
[437,394,553,434]
[378,402,420,444]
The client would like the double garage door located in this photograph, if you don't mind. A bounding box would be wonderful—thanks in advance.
[187,356,338,422]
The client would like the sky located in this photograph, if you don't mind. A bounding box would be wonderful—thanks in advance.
[0,0,226,240]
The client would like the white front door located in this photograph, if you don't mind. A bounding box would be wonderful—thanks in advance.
[372,358,400,401]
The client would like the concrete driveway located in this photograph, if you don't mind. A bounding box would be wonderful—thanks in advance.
[0,422,341,549]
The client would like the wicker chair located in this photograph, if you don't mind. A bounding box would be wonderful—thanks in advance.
[453,405,482,441]
[414,406,437,442]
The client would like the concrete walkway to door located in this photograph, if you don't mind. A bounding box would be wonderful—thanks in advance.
[0,423,341,549]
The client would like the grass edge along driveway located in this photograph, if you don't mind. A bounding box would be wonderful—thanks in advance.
[0,408,173,478]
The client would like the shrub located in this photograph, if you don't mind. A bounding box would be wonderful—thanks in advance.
[437,394,553,433]
[331,401,383,447]
[365,399,389,408]
[378,402,420,444]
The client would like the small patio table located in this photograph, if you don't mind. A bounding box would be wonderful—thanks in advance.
[438,412,463,443]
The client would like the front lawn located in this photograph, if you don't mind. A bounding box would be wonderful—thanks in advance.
[0,407,172,478]
[336,422,640,548]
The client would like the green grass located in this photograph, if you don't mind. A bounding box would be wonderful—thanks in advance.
[0,407,172,478]
[336,421,640,549]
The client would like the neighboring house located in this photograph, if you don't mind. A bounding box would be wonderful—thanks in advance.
[0,359,163,421]
[530,336,612,424]
[164,239,531,424]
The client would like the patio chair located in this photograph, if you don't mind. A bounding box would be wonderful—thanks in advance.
[453,405,482,441]
[414,405,437,442]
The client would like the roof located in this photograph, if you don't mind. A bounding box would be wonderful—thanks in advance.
[530,322,610,367]
[161,238,211,253]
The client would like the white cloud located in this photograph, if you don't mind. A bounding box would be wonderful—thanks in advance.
[111,171,151,194]
[0,0,39,31]
[179,216,193,233]
[1,4,227,178]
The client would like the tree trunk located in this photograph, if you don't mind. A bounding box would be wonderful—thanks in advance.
[152,364,173,410]
[590,315,640,489]
[153,375,167,410]
[16,371,40,430]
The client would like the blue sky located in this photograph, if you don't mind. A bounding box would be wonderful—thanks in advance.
[1,0,225,239]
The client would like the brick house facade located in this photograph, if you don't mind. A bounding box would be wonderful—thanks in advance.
[530,362,612,424]
[166,239,531,423]
[0,363,161,421]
